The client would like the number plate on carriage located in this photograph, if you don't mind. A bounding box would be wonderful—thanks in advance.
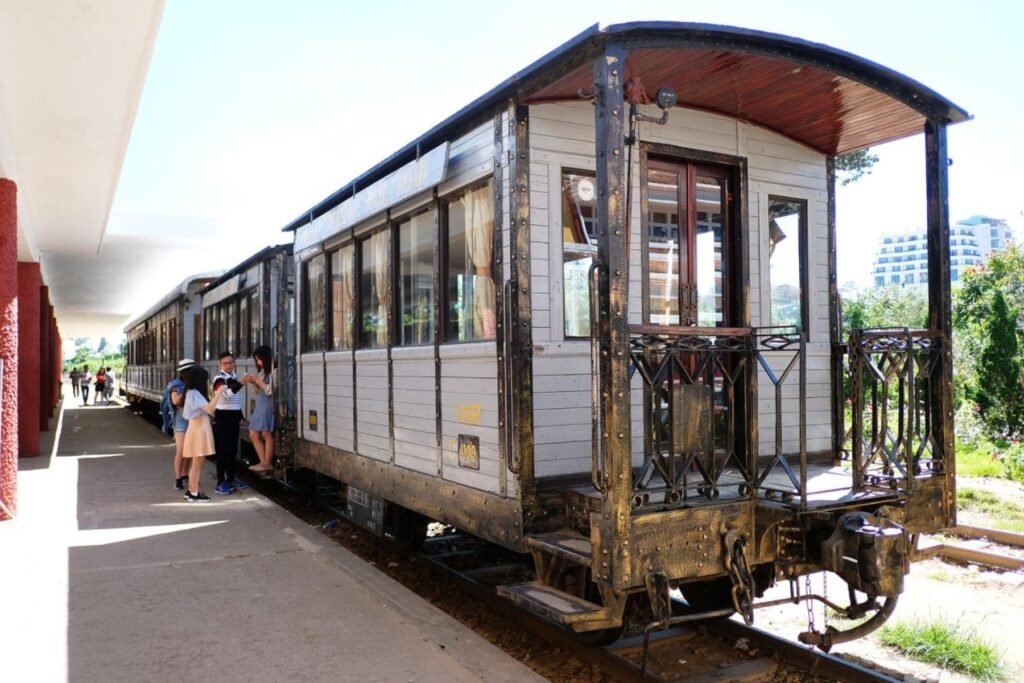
[458,434,480,470]
[346,486,384,535]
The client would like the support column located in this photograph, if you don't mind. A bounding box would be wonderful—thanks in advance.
[0,178,18,519]
[39,285,50,425]
[925,120,956,527]
[17,263,40,457]
[593,42,632,589]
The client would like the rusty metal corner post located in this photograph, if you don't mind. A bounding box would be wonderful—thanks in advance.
[924,120,956,527]
[825,156,844,463]
[594,43,633,589]
[507,99,536,511]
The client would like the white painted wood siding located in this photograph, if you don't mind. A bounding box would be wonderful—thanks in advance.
[440,342,501,494]
[392,346,438,476]
[528,103,834,477]
[299,352,325,445]
[325,352,354,452]
[354,349,391,462]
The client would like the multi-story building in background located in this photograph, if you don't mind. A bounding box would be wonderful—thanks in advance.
[871,215,1014,286]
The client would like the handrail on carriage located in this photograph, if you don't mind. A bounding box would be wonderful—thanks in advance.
[629,324,753,338]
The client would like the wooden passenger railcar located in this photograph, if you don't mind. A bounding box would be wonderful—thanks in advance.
[197,244,296,445]
[283,22,968,646]
[124,273,220,405]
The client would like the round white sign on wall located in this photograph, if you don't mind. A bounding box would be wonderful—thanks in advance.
[577,178,595,202]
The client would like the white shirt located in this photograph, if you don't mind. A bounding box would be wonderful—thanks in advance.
[183,389,211,420]
[214,370,242,411]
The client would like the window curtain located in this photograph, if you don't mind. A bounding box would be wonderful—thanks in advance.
[372,230,390,346]
[340,247,354,349]
[462,187,495,339]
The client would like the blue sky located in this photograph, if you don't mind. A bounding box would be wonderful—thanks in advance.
[111,0,1024,293]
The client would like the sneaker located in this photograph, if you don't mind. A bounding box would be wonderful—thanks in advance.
[174,476,187,490]
[214,482,234,495]
[228,478,249,491]
[184,491,210,503]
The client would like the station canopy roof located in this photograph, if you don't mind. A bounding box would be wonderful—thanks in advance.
[284,22,970,234]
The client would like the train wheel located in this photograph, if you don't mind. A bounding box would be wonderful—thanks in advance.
[678,577,736,614]
[385,505,428,551]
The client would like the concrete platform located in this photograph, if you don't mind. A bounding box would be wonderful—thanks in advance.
[0,398,544,683]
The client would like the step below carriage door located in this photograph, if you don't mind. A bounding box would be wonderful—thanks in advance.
[641,158,740,490]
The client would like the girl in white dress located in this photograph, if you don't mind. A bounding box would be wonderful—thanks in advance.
[181,366,226,502]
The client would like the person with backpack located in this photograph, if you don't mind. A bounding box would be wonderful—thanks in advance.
[162,359,195,490]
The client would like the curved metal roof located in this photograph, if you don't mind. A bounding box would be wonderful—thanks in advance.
[283,22,969,234]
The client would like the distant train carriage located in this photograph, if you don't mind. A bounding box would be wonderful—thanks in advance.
[124,273,220,405]
[198,244,296,448]
[282,23,967,647]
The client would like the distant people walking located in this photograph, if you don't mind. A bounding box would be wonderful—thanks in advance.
[181,365,227,503]
[243,345,275,473]
[162,359,195,490]
[70,367,81,398]
[79,368,92,405]
[94,367,106,405]
[212,351,248,495]
[104,367,116,401]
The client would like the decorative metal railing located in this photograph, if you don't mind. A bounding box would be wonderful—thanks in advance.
[624,325,806,511]
[840,329,946,494]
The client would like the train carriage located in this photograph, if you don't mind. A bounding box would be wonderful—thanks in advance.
[126,22,970,649]
[198,244,296,449]
[124,273,220,405]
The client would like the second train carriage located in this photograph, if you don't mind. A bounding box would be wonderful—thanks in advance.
[281,23,967,647]
[124,272,220,405]
[197,244,297,450]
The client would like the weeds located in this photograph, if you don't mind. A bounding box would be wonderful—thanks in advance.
[957,488,1024,533]
[879,619,1005,681]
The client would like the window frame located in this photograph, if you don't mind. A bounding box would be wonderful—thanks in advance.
[440,177,497,345]
[560,168,599,340]
[766,194,810,333]
[356,227,391,350]
[394,206,437,347]
[328,242,355,352]
[302,254,327,353]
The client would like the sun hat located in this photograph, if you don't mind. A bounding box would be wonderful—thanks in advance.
[177,358,196,371]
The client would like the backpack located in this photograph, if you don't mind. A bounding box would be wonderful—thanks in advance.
[159,382,177,434]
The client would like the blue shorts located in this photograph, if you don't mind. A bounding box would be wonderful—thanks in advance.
[173,413,188,433]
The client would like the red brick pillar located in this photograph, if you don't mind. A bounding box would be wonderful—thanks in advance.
[17,262,40,458]
[0,178,18,519]
[50,310,58,415]
[38,285,50,426]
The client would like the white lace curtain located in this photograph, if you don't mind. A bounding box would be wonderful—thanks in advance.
[339,245,354,348]
[461,186,495,339]
[371,230,390,346]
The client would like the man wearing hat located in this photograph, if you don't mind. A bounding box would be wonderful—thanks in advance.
[166,359,196,490]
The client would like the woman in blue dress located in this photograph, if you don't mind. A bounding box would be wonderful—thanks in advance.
[242,345,275,472]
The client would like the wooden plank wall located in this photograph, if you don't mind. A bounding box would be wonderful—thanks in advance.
[528,102,833,477]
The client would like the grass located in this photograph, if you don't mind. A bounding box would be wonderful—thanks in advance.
[957,488,1024,533]
[879,619,1005,681]
[958,445,1006,478]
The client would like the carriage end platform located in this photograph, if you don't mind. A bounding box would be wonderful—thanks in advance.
[0,396,543,683]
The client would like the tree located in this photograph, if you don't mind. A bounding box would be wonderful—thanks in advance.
[966,291,1024,437]
[841,284,927,339]
[836,149,880,186]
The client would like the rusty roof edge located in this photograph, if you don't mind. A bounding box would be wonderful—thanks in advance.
[281,21,970,234]
[123,270,224,332]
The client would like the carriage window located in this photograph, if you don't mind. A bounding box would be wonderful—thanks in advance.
[398,210,435,346]
[248,288,260,349]
[226,300,237,356]
[303,255,326,352]
[562,172,597,338]
[767,197,807,331]
[446,181,495,342]
[169,318,178,364]
[215,304,226,355]
[239,294,249,356]
[203,308,212,360]
[360,231,389,348]
[330,245,354,350]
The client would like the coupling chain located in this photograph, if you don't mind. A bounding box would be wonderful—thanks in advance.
[723,531,755,625]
